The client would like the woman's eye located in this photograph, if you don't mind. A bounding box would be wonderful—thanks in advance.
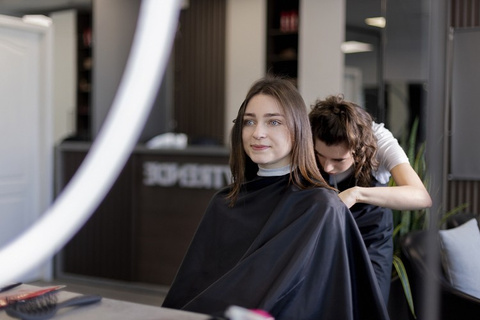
[269,119,281,126]
[243,119,255,126]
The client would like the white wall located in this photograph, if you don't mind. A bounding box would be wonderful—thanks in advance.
[51,10,76,144]
[92,0,140,139]
[92,0,171,142]
[225,0,266,145]
[298,0,345,107]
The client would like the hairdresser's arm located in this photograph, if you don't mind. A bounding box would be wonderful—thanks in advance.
[338,163,432,210]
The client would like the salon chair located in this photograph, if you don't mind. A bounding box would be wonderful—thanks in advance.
[400,213,480,320]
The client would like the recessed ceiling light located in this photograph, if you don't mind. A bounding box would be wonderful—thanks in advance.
[341,41,373,54]
[365,17,386,28]
[22,15,52,27]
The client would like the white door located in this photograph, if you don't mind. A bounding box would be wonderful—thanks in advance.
[0,15,53,282]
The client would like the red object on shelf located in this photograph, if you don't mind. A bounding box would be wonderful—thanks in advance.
[83,28,92,47]
[280,10,298,32]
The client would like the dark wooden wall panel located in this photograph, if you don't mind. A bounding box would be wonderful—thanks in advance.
[174,0,226,145]
[60,151,135,281]
[447,180,480,214]
[451,0,480,28]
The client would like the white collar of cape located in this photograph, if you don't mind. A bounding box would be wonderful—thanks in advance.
[257,164,292,177]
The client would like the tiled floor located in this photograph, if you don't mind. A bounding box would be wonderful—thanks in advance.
[29,276,169,307]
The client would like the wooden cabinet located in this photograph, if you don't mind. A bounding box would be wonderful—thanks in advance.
[56,143,230,286]
[266,0,300,84]
[132,151,230,284]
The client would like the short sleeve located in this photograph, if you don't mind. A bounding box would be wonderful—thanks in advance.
[372,122,410,184]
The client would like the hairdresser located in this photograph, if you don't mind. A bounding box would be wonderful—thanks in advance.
[309,94,432,303]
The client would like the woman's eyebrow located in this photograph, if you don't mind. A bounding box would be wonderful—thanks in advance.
[315,150,347,161]
[315,150,325,157]
[243,112,284,118]
[264,113,284,117]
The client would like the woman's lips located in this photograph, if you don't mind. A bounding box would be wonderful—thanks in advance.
[251,144,269,151]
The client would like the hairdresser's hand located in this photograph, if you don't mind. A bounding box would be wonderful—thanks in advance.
[338,187,359,209]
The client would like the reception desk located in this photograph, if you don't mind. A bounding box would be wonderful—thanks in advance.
[56,142,230,286]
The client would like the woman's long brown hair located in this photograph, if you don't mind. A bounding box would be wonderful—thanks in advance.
[226,76,332,207]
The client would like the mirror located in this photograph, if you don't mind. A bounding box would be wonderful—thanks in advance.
[345,0,429,141]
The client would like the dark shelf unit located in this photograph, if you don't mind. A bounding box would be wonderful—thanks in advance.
[266,0,299,83]
[76,12,92,140]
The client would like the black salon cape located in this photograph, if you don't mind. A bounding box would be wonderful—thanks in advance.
[331,173,394,304]
[162,174,389,320]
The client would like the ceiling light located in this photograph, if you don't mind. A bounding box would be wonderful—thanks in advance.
[341,41,373,54]
[365,17,386,28]
[22,15,52,27]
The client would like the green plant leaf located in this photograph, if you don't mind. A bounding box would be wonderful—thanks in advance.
[391,204,466,319]
[390,116,470,319]
[393,255,417,319]
[438,202,469,227]
[407,118,419,164]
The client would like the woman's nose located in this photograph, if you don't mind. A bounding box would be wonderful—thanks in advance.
[323,160,335,173]
[252,124,266,139]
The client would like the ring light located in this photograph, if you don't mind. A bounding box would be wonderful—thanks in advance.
[0,0,181,285]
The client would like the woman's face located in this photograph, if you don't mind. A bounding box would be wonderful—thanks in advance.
[242,94,292,169]
[314,139,354,175]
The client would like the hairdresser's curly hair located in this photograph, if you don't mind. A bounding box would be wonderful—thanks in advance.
[309,95,378,187]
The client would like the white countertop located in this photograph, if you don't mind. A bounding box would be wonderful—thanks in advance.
[0,285,210,320]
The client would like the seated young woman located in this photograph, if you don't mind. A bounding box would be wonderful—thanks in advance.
[162,77,390,320]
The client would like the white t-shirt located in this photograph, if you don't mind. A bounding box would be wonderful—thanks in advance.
[372,122,410,184]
